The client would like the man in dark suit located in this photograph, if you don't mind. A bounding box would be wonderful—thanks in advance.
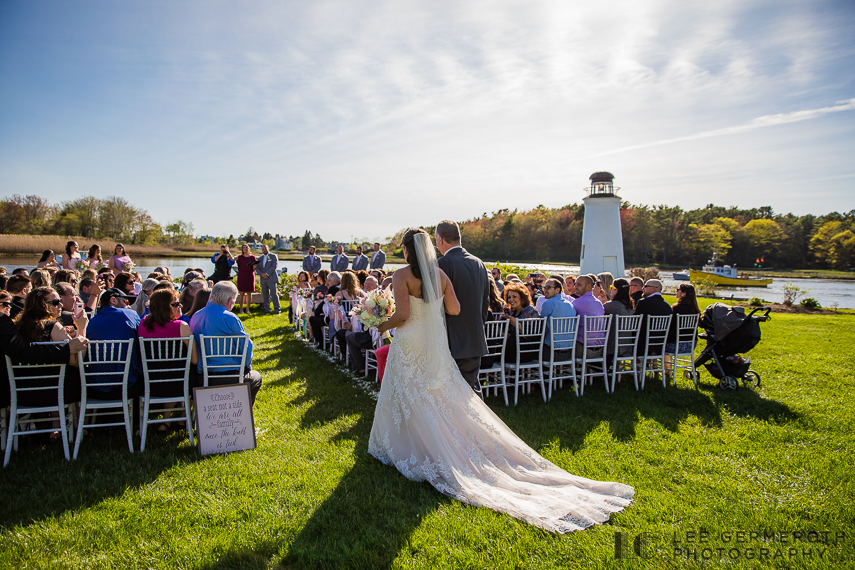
[369,242,386,269]
[330,245,349,272]
[633,278,672,355]
[351,246,369,271]
[436,220,490,393]
[302,246,322,274]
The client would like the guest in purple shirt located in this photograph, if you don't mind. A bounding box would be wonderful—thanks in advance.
[571,275,606,348]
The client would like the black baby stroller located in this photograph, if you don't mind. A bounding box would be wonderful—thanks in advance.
[694,303,771,390]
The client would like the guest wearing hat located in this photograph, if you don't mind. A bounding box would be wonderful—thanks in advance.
[81,288,143,399]
[633,278,672,356]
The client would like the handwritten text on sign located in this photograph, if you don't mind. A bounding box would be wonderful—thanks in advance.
[193,384,256,455]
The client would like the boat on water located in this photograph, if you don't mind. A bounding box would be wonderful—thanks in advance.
[672,270,691,281]
[690,253,772,287]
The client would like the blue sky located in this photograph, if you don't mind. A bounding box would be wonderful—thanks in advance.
[1,1,853,242]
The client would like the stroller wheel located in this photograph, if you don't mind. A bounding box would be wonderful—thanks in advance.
[684,369,700,388]
[744,370,761,387]
[719,376,738,390]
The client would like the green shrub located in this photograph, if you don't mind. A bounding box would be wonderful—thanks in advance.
[748,297,764,306]
[800,297,821,310]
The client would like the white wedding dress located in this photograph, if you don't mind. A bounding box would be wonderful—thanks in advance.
[367,288,634,533]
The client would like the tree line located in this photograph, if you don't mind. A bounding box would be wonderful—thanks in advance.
[447,203,854,270]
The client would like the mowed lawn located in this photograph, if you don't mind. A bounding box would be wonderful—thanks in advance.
[0,299,853,569]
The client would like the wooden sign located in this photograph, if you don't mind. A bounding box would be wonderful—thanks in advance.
[193,384,257,456]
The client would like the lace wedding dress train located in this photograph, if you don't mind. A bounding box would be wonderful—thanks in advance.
[368,295,634,533]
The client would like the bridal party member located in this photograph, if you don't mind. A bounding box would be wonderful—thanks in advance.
[62,241,82,270]
[235,244,257,314]
[87,245,106,270]
[37,250,61,270]
[109,243,133,275]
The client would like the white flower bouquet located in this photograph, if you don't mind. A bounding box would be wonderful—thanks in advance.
[123,260,135,272]
[350,288,395,330]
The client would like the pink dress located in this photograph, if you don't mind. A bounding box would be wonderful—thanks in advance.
[138,319,193,396]
[138,319,184,339]
[112,255,132,274]
[237,255,257,293]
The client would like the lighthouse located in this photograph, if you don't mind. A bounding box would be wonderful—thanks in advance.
[579,171,625,277]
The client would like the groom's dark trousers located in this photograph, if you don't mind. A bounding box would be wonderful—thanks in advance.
[438,246,491,393]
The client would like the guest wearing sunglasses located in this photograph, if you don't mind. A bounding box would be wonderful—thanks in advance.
[85,288,142,400]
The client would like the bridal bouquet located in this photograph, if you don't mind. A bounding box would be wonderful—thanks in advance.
[75,260,88,271]
[349,289,395,329]
[123,260,135,272]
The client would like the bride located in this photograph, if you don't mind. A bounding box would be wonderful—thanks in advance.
[368,229,634,533]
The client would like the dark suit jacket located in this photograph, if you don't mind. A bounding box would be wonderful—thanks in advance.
[437,247,490,359]
[0,315,72,407]
[369,250,386,269]
[330,254,349,272]
[634,294,672,354]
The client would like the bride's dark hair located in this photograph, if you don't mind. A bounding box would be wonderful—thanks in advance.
[401,228,429,281]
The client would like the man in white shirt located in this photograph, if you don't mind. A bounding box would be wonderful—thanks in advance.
[369,242,386,269]
[330,245,349,272]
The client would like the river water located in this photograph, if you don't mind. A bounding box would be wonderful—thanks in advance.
[3,256,853,309]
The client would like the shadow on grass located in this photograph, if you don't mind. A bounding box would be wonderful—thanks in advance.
[489,371,798,454]
[0,428,203,530]
[263,333,445,569]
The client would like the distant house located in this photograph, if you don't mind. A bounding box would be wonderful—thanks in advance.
[274,235,292,251]
[199,235,216,244]
[247,240,264,250]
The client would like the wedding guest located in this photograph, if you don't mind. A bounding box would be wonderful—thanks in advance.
[12,287,85,426]
[29,269,52,289]
[113,271,137,297]
[181,270,203,288]
[596,272,614,303]
[571,275,605,354]
[0,267,6,274]
[138,289,198,427]
[54,269,79,289]
[81,269,97,281]
[363,276,379,292]
[154,266,172,281]
[308,272,340,346]
[97,268,115,292]
[86,287,142,401]
[370,242,386,269]
[352,246,369,271]
[7,275,32,318]
[297,271,311,289]
[235,243,257,314]
[505,273,521,283]
[37,250,61,270]
[629,277,644,304]
[79,278,96,304]
[185,288,211,319]
[330,244,349,272]
[490,268,505,294]
[55,282,82,326]
[495,282,539,364]
[564,275,578,299]
[313,270,332,298]
[488,278,506,315]
[12,267,29,276]
[356,270,369,287]
[87,244,105,270]
[109,243,133,274]
[0,274,7,291]
[634,278,672,356]
[211,244,235,283]
[189,281,262,406]
[130,278,159,316]
[534,276,562,314]
[178,279,206,320]
[302,246,322,274]
[666,283,700,354]
[539,278,576,359]
[62,241,82,270]
[604,278,634,316]
[335,271,361,302]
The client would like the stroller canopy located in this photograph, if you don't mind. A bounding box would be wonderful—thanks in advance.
[703,303,762,355]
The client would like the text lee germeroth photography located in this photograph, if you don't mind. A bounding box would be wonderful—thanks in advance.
[615,529,848,562]
[1,0,854,568]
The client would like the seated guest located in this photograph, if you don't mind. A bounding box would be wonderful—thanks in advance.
[604,278,634,316]
[37,250,61,270]
[7,275,31,318]
[189,281,262,406]
[634,278,672,355]
[571,275,606,355]
[81,269,97,281]
[343,321,374,374]
[490,268,504,294]
[55,282,89,326]
[181,270,203,288]
[113,271,137,296]
[355,269,369,287]
[12,287,86,416]
[666,283,700,354]
[130,278,159,316]
[308,272,340,345]
[597,272,614,304]
[534,276,564,314]
[54,269,79,288]
[185,288,211,319]
[0,274,7,291]
[487,277,506,316]
[138,289,199,429]
[629,277,644,304]
[85,287,142,400]
[539,278,576,359]
[12,267,29,276]
[154,266,172,281]
[177,279,206,322]
[313,269,331,298]
[333,272,364,352]
[0,290,88,411]
[492,282,539,365]
[297,271,311,289]
[363,276,379,292]
[29,269,52,289]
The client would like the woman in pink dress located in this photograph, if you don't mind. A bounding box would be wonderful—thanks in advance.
[109,243,133,275]
[138,289,198,432]
[62,240,82,270]
[235,244,257,314]
[87,244,105,271]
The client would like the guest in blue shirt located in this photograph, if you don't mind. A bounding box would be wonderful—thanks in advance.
[85,288,143,398]
[189,281,262,406]
[539,278,577,355]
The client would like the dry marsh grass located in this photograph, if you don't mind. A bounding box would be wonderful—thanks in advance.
[0,234,213,256]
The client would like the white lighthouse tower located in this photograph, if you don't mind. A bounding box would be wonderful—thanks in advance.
[579,171,625,277]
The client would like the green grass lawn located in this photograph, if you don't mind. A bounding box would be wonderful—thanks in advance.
[1,299,853,569]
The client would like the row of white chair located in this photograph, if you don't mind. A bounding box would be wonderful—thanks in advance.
[478,313,700,406]
[2,334,250,466]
